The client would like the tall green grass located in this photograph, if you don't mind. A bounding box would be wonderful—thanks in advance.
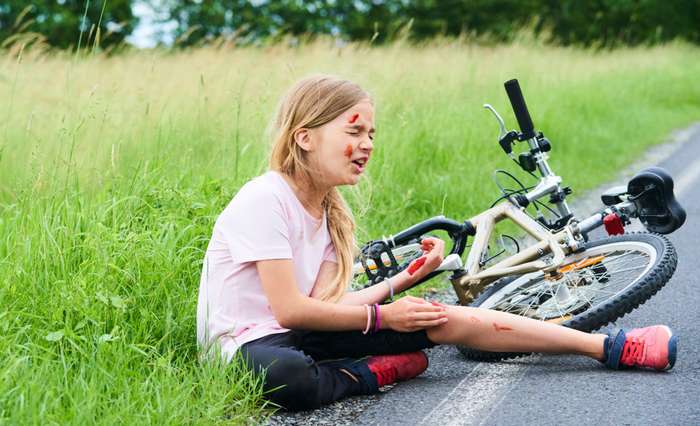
[1,40,700,423]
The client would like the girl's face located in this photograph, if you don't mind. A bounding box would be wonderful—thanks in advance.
[303,99,375,187]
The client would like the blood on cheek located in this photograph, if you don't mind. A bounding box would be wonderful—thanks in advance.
[344,144,353,158]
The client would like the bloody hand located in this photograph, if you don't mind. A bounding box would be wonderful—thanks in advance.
[407,255,427,275]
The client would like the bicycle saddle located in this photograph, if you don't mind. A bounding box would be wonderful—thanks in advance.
[627,166,686,234]
[601,185,628,206]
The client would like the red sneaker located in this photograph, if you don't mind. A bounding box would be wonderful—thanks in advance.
[604,325,677,371]
[366,351,429,387]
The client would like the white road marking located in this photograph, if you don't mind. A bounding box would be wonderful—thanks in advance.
[673,154,700,198]
[418,359,534,426]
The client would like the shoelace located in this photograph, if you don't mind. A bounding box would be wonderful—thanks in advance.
[620,337,646,366]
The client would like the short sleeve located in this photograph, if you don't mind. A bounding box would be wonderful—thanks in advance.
[218,185,293,263]
[322,241,338,263]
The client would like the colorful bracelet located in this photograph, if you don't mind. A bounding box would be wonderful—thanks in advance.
[385,277,394,302]
[362,304,371,334]
[374,303,381,332]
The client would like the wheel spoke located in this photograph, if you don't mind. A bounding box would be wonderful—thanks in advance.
[598,250,639,267]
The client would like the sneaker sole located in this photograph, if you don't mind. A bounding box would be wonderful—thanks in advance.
[661,325,677,371]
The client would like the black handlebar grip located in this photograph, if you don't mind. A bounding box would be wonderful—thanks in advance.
[504,79,535,140]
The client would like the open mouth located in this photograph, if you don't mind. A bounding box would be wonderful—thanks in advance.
[351,159,367,172]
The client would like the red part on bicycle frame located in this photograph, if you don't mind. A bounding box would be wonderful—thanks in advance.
[603,213,625,235]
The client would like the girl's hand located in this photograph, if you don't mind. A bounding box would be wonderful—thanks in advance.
[381,295,448,332]
[405,237,445,284]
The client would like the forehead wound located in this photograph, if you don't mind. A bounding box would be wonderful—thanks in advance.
[348,113,360,124]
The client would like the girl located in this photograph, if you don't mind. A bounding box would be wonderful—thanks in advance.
[196,75,678,412]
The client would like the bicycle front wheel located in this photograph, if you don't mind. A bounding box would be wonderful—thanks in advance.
[458,232,678,361]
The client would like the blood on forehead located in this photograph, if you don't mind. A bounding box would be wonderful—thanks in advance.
[348,113,360,124]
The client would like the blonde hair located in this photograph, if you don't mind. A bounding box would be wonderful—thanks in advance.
[269,75,370,303]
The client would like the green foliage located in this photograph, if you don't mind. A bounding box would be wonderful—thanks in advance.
[161,0,369,45]
[1,1,699,50]
[539,0,700,47]
[162,0,533,46]
[162,0,700,47]
[0,0,135,50]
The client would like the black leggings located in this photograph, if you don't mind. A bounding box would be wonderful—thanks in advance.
[238,329,437,411]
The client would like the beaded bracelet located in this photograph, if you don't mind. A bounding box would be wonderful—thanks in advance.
[362,304,372,334]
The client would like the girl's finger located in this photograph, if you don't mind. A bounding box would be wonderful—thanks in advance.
[403,295,426,302]
[409,298,442,312]
[413,318,449,328]
[411,312,448,321]
[412,304,445,313]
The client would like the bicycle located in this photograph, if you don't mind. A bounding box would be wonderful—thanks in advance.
[352,79,687,361]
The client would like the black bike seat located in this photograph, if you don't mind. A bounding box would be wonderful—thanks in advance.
[627,166,686,234]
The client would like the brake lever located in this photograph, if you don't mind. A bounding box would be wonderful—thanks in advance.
[484,103,507,136]
[484,104,517,159]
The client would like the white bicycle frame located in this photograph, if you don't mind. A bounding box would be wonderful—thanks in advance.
[447,197,636,305]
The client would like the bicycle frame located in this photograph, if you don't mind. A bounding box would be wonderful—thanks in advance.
[451,201,577,305]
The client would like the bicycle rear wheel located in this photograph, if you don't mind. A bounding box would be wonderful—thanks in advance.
[457,232,677,361]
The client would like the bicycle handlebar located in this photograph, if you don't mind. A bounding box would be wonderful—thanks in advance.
[504,79,536,140]
[357,216,474,290]
[391,215,470,250]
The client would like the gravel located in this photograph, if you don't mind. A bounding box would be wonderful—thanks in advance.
[262,391,381,425]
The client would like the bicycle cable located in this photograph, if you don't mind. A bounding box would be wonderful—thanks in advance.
[490,169,536,208]
[509,158,564,219]
[490,167,563,221]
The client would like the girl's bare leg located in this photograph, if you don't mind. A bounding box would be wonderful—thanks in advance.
[426,305,607,360]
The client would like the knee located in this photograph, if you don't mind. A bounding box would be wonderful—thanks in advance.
[426,305,480,344]
[262,354,321,411]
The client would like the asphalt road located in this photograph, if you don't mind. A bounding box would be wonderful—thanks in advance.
[267,124,700,426]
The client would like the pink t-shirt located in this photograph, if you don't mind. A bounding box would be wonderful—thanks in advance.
[196,170,337,360]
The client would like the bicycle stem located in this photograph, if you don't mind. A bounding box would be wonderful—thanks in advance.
[523,136,573,219]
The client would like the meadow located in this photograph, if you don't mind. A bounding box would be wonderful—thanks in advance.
[1,40,700,423]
